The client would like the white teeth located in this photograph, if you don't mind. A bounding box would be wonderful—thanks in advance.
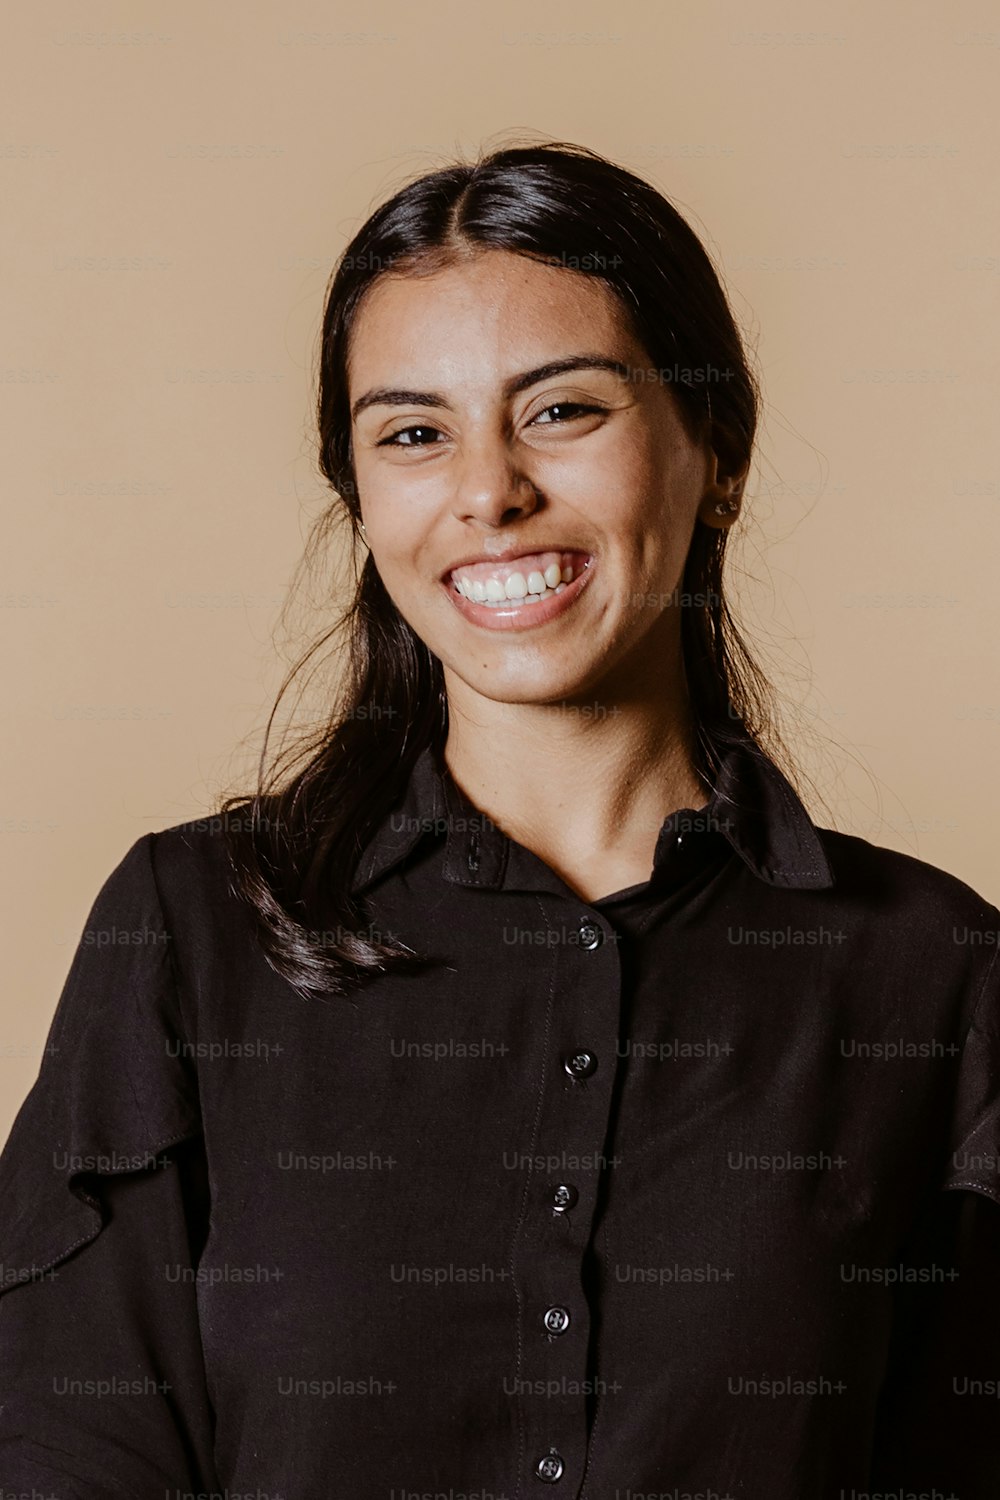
[455,561,579,604]
[455,561,582,607]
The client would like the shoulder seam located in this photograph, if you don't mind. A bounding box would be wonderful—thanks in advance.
[145,827,200,1061]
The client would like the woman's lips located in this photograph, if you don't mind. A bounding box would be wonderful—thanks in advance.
[441,557,595,632]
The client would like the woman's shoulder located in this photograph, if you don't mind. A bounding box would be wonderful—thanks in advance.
[82,813,241,909]
[812,822,1000,962]
[146,811,244,905]
[99,811,261,948]
[59,813,276,1061]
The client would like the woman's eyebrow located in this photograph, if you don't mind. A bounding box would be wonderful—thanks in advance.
[350,353,633,421]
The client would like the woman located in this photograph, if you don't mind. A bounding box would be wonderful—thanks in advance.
[1,140,999,1499]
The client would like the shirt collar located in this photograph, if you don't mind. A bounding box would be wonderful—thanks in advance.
[352,732,835,897]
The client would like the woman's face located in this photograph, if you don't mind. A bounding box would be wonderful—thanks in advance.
[347,247,737,710]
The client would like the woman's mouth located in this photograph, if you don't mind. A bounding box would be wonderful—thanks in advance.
[441,550,594,632]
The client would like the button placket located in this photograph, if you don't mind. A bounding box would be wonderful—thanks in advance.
[511,902,621,1496]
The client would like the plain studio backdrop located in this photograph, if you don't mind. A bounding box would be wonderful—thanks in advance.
[1,0,998,1140]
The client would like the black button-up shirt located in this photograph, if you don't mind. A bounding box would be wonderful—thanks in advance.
[2,735,1000,1498]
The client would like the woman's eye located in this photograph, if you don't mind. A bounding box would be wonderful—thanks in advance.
[377,425,444,448]
[531,401,603,425]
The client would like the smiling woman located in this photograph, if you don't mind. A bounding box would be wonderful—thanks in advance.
[2,139,1000,1500]
[339,241,748,900]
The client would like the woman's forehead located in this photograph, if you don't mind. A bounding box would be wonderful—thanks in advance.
[346,253,636,383]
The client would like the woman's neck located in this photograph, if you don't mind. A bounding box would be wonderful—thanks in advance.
[441,695,711,898]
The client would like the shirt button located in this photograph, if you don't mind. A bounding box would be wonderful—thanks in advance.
[577,920,602,949]
[535,1451,565,1483]
[543,1305,571,1335]
[563,1049,597,1080]
[551,1183,578,1213]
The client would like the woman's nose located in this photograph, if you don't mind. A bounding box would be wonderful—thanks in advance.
[450,433,541,526]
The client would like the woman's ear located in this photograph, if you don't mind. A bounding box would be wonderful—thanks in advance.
[697,445,748,530]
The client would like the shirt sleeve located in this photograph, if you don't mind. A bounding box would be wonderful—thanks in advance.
[868,939,1000,1494]
[940,938,1000,1204]
[867,1188,1000,1494]
[0,832,221,1497]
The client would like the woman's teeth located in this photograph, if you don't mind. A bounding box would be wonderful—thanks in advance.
[453,562,578,606]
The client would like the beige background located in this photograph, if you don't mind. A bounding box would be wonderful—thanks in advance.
[3,1,999,1138]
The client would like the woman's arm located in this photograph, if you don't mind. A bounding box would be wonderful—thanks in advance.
[0,1135,220,1498]
[868,1186,1000,1496]
[870,940,1000,1495]
[0,831,221,1495]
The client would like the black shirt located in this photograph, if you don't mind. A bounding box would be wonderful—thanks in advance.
[2,735,1000,1499]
